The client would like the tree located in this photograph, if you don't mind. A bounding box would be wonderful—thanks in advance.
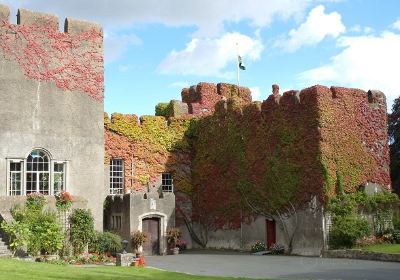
[388,97,400,195]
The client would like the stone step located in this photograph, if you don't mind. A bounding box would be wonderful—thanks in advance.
[0,248,11,254]
[0,235,11,256]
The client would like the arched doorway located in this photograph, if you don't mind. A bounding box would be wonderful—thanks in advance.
[142,217,160,255]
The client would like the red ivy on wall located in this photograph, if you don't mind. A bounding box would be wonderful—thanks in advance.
[0,20,103,101]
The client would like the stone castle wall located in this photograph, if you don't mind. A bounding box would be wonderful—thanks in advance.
[0,4,106,230]
[181,82,252,115]
[105,82,390,254]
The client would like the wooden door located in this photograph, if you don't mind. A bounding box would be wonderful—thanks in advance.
[142,217,160,255]
[266,219,276,250]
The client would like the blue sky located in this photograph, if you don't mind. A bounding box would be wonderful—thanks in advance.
[2,0,400,115]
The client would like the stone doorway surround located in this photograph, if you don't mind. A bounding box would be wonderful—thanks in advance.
[138,211,168,255]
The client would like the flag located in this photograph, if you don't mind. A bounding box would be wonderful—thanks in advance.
[238,55,246,70]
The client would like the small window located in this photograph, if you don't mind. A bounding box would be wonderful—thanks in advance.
[110,159,124,195]
[161,173,173,192]
[53,162,66,195]
[9,161,23,196]
[111,215,122,230]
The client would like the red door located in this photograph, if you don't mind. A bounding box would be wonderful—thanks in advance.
[266,219,276,250]
[142,217,160,255]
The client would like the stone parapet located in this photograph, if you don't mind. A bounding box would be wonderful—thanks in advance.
[323,249,400,262]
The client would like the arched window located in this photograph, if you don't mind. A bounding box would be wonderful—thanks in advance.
[26,149,50,195]
[7,148,67,196]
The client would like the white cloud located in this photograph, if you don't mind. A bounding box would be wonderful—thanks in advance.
[363,26,373,34]
[158,32,264,77]
[2,0,310,37]
[391,19,400,31]
[104,33,142,63]
[250,87,262,101]
[275,5,345,52]
[350,25,361,33]
[298,31,400,110]
[350,25,373,34]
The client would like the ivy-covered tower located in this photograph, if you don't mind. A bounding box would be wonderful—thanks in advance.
[0,5,106,230]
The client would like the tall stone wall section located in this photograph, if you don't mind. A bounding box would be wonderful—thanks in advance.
[0,5,106,230]
[181,82,252,115]
[316,85,390,195]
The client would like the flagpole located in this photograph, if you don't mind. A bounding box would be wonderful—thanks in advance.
[236,42,240,95]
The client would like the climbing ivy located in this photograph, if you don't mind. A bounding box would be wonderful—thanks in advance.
[106,113,191,152]
[105,85,390,233]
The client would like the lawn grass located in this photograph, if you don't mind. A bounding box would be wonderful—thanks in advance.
[0,258,262,280]
[362,243,400,254]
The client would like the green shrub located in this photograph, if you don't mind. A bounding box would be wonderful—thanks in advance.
[1,220,30,255]
[393,213,400,230]
[393,230,400,244]
[70,209,95,254]
[90,231,122,255]
[250,241,266,253]
[26,192,46,212]
[28,211,64,255]
[155,102,171,118]
[329,215,370,249]
[270,243,285,255]
[1,204,63,256]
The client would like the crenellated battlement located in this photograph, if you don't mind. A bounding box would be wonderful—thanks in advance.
[0,4,103,101]
[0,4,9,22]
[181,82,252,115]
[17,8,59,30]
[0,5,102,35]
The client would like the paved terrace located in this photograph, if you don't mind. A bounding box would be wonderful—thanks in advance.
[147,250,400,280]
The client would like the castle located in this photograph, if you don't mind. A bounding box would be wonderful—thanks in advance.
[0,4,391,256]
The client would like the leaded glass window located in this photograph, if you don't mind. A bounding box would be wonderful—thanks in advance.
[110,159,124,195]
[26,149,50,195]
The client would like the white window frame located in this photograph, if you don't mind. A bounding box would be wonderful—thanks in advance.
[110,159,124,195]
[51,161,68,195]
[6,149,68,196]
[6,158,24,196]
[25,149,51,195]
[161,173,173,192]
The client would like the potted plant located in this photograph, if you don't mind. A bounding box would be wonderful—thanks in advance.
[131,230,147,257]
[55,191,73,211]
[166,228,181,255]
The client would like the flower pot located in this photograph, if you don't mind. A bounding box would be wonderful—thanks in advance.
[172,247,179,255]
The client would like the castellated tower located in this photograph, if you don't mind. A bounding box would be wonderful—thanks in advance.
[0,5,105,230]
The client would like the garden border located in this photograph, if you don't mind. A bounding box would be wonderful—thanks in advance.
[322,249,400,262]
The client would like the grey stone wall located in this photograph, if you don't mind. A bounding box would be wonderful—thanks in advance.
[0,5,106,230]
[189,216,266,250]
[276,199,324,256]
[105,186,175,254]
[188,199,324,256]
